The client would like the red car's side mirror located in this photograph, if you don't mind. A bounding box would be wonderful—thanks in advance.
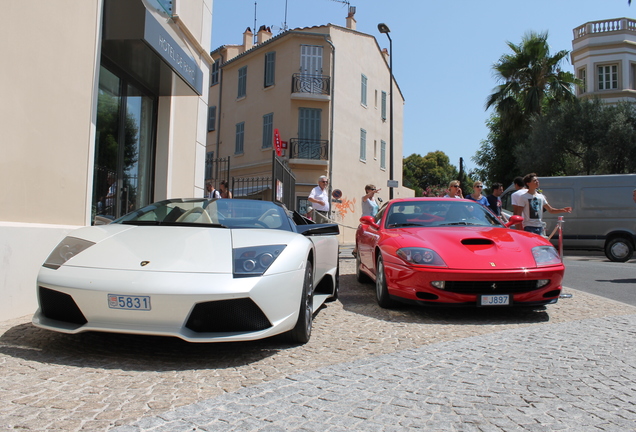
[359,215,379,229]
[505,215,523,228]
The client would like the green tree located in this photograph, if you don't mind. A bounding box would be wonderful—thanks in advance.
[478,31,578,184]
[518,98,636,175]
[403,151,459,196]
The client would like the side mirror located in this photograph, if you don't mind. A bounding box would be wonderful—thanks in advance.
[359,215,379,229]
[505,215,523,228]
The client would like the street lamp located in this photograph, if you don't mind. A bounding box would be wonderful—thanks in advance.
[377,23,394,199]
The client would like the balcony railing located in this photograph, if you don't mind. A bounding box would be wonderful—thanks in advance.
[574,18,636,39]
[289,138,329,160]
[291,73,331,96]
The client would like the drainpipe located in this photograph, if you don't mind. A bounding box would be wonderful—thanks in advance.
[326,38,335,208]
[215,52,224,181]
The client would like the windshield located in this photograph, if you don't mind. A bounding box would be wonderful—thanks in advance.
[113,199,292,231]
[385,200,504,228]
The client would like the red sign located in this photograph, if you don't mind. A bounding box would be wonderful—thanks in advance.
[274,128,282,156]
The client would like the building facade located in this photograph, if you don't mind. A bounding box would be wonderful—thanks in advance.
[571,17,636,102]
[207,14,411,243]
[0,0,213,320]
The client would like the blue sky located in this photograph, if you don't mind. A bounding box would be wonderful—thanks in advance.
[211,0,634,175]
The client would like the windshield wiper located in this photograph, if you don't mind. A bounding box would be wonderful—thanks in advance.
[390,222,425,228]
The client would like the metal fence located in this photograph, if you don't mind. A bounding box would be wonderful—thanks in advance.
[231,153,296,210]
[291,73,331,95]
[205,154,231,185]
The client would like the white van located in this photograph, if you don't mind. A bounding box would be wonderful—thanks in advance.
[501,174,636,262]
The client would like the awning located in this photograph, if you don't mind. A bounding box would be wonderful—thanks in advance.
[102,0,203,96]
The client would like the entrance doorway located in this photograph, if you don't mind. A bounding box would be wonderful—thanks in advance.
[92,64,157,223]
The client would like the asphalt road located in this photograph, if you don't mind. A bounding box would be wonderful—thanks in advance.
[562,250,636,306]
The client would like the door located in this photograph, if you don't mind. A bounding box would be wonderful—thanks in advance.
[300,45,323,76]
[298,108,322,159]
[93,65,156,223]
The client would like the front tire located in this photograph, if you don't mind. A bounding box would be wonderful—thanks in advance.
[375,254,397,309]
[605,237,634,262]
[286,260,314,344]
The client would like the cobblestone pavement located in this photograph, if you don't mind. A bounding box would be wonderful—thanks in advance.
[1,249,635,431]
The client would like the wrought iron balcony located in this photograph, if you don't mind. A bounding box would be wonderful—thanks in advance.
[289,138,329,160]
[291,73,331,96]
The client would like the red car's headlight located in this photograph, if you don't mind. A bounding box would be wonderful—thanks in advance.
[532,246,562,267]
[397,247,447,267]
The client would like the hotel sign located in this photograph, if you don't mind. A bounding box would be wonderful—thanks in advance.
[143,9,202,95]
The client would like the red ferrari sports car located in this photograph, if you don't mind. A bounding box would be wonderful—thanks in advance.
[355,198,564,308]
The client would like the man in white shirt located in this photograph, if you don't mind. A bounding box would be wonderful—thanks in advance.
[205,180,221,199]
[513,173,571,235]
[308,175,330,223]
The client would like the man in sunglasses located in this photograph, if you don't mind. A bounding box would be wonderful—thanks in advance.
[308,175,330,223]
[513,173,571,235]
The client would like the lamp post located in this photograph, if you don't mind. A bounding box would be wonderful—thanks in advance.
[378,23,394,200]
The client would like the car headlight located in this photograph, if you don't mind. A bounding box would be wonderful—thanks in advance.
[396,247,447,267]
[532,246,561,267]
[43,237,96,270]
[233,245,286,277]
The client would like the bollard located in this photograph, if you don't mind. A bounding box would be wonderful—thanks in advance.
[557,216,564,259]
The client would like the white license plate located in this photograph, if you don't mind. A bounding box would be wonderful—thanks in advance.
[479,294,510,306]
[108,294,151,311]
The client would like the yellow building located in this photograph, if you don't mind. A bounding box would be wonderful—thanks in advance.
[572,18,636,102]
[0,0,213,320]
[207,13,412,243]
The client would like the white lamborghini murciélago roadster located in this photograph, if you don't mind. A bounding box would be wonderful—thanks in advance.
[33,199,339,344]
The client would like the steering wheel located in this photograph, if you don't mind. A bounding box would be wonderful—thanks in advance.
[176,207,213,223]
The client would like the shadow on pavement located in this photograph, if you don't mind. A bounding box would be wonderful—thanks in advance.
[0,321,313,372]
[338,274,551,325]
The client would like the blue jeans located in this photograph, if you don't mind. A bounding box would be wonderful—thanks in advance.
[524,226,543,235]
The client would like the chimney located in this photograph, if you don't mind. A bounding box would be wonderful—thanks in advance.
[382,48,390,62]
[346,6,357,30]
[243,27,253,51]
[257,25,272,44]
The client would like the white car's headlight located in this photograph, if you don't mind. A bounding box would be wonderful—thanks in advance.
[396,247,447,267]
[43,237,96,270]
[233,245,286,277]
[532,246,561,267]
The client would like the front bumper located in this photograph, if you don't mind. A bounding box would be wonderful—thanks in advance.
[383,261,564,307]
[33,265,305,342]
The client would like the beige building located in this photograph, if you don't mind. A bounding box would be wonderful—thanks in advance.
[207,13,411,243]
[572,17,636,102]
[0,0,213,321]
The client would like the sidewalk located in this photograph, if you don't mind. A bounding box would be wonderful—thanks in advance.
[112,314,636,431]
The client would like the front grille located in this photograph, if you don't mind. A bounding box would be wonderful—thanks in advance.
[443,280,539,294]
[38,287,87,325]
[185,298,272,333]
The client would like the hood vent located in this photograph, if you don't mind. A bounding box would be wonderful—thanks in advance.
[461,238,494,246]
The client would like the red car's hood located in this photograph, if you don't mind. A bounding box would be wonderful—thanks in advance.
[392,226,552,270]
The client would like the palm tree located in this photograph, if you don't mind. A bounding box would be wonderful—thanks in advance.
[486,31,578,128]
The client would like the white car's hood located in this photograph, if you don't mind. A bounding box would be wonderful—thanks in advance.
[62,225,304,274]
[66,226,234,273]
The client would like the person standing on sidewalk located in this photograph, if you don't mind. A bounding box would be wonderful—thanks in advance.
[361,184,381,217]
[308,175,330,223]
[513,173,571,235]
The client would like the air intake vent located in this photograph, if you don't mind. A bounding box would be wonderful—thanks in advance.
[444,280,538,294]
[461,239,494,245]
[38,287,87,325]
[186,298,272,333]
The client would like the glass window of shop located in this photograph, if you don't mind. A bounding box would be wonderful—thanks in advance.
[92,65,156,223]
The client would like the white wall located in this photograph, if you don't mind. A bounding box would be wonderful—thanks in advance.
[0,223,79,320]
